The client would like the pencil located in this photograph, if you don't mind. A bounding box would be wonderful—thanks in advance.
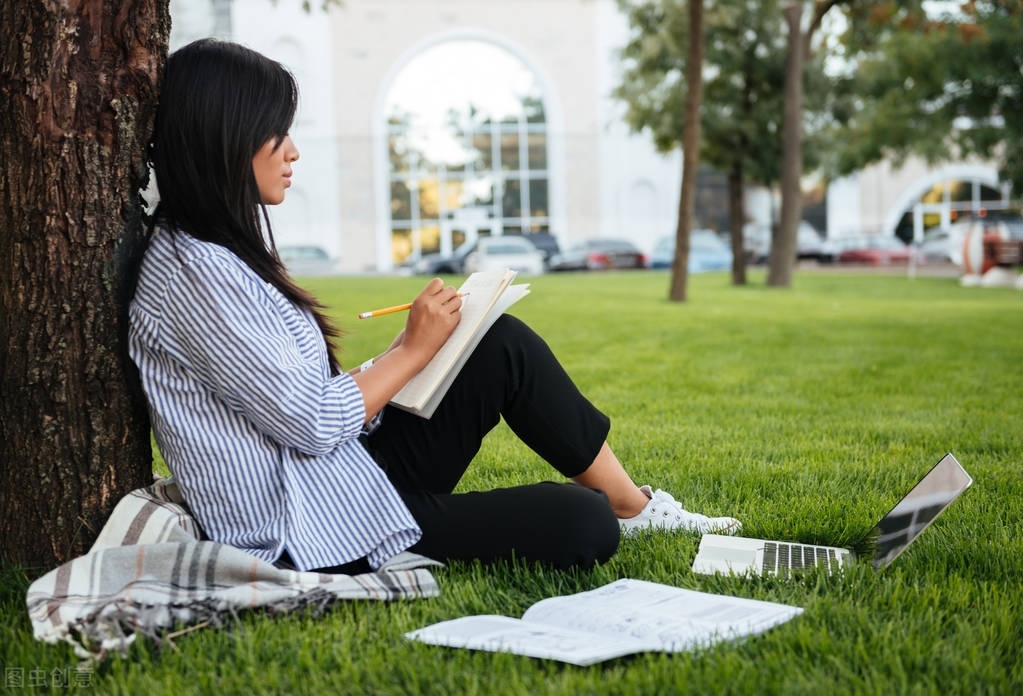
[358,293,468,319]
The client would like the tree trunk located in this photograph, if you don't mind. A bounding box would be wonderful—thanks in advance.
[768,2,804,288]
[0,0,169,572]
[727,163,747,286]
[669,0,705,302]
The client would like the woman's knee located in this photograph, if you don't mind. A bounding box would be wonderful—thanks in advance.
[477,314,544,364]
[551,484,621,569]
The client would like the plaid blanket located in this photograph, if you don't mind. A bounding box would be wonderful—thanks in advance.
[26,478,440,659]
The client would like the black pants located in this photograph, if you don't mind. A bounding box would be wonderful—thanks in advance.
[360,314,621,571]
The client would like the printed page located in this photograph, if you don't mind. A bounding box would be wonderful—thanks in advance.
[404,615,647,666]
[390,268,527,417]
[405,579,803,665]
[520,578,803,652]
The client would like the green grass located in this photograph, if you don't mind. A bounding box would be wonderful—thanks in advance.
[4,268,1022,695]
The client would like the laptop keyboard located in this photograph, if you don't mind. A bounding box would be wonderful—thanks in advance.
[762,541,841,574]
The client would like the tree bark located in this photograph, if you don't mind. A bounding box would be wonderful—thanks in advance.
[727,163,747,285]
[0,0,169,571]
[769,2,804,288]
[669,0,705,302]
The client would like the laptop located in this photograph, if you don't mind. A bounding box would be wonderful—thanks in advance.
[692,453,972,576]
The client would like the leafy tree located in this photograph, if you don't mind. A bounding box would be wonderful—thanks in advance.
[666,0,706,302]
[613,0,696,299]
[700,0,789,285]
[768,0,855,288]
[613,0,839,287]
[825,1,1023,197]
[616,0,776,288]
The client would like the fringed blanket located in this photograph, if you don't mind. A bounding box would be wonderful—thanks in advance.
[26,478,440,660]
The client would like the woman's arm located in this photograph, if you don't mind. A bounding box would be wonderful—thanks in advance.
[157,253,369,454]
[351,278,463,420]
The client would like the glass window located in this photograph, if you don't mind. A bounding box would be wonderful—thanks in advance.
[502,179,522,218]
[524,95,545,124]
[529,178,548,217]
[388,135,410,173]
[472,133,493,170]
[417,180,442,220]
[526,132,546,169]
[500,132,520,171]
[391,229,412,263]
[384,40,550,267]
[461,176,495,209]
[418,225,442,255]
[390,181,412,220]
[980,184,1002,202]
[948,181,972,203]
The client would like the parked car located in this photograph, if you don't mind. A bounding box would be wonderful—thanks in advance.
[835,235,916,265]
[916,227,961,265]
[800,224,840,262]
[401,242,475,275]
[999,216,1023,240]
[278,245,340,276]
[648,235,676,269]
[741,223,770,264]
[462,235,545,275]
[649,230,732,272]
[548,238,647,271]
[522,232,561,267]
[748,221,834,263]
[401,232,557,275]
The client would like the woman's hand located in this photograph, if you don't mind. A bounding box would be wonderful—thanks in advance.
[397,278,463,369]
[351,278,463,421]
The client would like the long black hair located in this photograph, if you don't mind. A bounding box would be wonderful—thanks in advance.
[146,38,341,372]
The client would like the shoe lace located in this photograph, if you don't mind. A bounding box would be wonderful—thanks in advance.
[649,491,686,522]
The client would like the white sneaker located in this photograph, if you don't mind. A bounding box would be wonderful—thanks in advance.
[619,485,742,536]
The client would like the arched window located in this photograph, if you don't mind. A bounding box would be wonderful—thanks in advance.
[895,178,1012,244]
[384,40,549,264]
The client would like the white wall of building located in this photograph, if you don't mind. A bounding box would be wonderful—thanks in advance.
[168,0,342,261]
[593,0,681,256]
[168,0,1010,272]
[233,2,342,260]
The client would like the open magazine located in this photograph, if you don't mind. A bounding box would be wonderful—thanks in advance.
[405,578,803,665]
[389,268,529,418]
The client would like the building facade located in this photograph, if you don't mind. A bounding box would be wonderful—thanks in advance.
[168,0,1011,273]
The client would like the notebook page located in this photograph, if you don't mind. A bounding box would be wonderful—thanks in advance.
[390,269,518,414]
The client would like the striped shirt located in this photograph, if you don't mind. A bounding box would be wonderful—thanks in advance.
[128,228,421,571]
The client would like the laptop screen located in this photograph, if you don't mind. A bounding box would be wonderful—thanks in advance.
[868,453,973,570]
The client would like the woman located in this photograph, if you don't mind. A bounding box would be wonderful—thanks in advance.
[129,39,739,574]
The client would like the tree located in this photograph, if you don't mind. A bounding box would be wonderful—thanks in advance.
[614,0,804,287]
[767,0,850,288]
[700,0,790,285]
[1,0,170,570]
[825,2,1023,198]
[666,0,706,302]
[768,4,806,287]
[612,0,702,300]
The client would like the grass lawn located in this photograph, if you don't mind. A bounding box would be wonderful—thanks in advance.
[3,267,1021,694]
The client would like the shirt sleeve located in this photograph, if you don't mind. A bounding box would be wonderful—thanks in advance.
[157,251,365,455]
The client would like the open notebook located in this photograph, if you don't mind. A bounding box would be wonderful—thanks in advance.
[389,268,529,418]
[692,453,973,577]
